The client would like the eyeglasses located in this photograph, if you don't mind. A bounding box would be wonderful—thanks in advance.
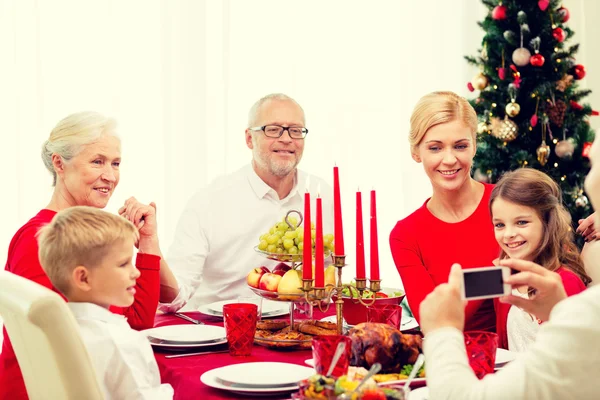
[249,125,309,139]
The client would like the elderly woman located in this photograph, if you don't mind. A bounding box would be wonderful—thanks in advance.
[389,91,498,333]
[0,112,163,400]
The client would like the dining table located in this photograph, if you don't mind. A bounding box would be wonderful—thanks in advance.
[153,307,337,400]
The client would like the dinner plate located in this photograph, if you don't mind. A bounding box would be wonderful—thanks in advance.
[319,313,419,331]
[214,362,314,387]
[200,362,313,395]
[199,300,289,318]
[409,387,429,400]
[142,325,227,349]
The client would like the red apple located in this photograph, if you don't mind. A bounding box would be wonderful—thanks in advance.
[259,273,282,292]
[246,266,269,288]
[273,262,292,276]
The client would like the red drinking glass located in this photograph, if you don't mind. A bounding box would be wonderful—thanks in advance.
[223,303,258,356]
[312,335,352,378]
[464,331,498,379]
[366,304,403,329]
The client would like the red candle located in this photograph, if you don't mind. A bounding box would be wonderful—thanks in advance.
[333,166,345,255]
[303,191,312,281]
[315,195,325,287]
[356,191,366,279]
[370,190,380,281]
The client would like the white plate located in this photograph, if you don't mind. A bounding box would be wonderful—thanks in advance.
[201,363,312,395]
[142,325,227,348]
[409,387,429,400]
[214,362,314,387]
[495,348,516,367]
[304,358,314,367]
[199,300,289,319]
[319,311,419,331]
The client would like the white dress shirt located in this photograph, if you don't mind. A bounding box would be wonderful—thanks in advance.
[423,285,600,400]
[160,164,334,311]
[67,303,173,400]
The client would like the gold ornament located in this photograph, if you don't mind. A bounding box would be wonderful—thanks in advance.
[477,121,490,134]
[491,116,519,142]
[472,72,489,91]
[505,102,521,117]
[536,140,551,166]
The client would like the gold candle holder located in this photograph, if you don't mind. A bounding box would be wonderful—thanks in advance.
[369,279,382,293]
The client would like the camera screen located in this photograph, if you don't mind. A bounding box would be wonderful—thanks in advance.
[463,268,504,298]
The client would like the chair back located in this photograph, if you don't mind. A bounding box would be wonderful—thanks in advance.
[0,271,103,400]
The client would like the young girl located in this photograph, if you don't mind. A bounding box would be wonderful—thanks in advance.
[490,168,591,352]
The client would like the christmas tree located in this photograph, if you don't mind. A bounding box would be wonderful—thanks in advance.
[466,0,597,241]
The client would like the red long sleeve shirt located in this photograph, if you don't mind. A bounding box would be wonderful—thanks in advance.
[389,184,499,332]
[0,209,161,400]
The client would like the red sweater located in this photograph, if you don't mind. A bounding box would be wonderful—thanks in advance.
[389,183,499,332]
[494,267,587,349]
[0,209,161,400]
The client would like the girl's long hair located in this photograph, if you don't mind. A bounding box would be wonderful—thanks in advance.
[490,168,591,286]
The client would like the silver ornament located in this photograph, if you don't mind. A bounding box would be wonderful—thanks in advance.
[555,140,575,158]
[575,195,589,208]
[512,48,531,67]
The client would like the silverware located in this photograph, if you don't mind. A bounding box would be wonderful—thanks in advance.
[147,336,224,345]
[325,342,347,377]
[173,313,204,324]
[338,363,382,400]
[165,349,229,358]
[402,354,425,398]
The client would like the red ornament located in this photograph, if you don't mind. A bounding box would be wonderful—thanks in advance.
[530,54,545,67]
[557,7,570,22]
[573,64,586,80]
[530,114,538,127]
[592,110,599,116]
[583,142,593,158]
[570,100,583,111]
[552,27,566,43]
[538,0,549,11]
[492,5,507,20]
[498,68,506,80]
[467,82,475,92]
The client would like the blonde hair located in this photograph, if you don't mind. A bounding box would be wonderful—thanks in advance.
[42,111,118,186]
[490,168,591,287]
[37,206,138,295]
[247,93,305,127]
[409,91,478,153]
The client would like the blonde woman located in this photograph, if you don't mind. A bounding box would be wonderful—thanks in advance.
[389,91,498,333]
[1,112,163,400]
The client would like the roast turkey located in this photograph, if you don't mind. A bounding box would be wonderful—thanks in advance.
[348,322,422,373]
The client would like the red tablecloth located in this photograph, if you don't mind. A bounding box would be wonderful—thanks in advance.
[154,309,335,400]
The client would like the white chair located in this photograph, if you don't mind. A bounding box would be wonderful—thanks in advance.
[0,271,103,400]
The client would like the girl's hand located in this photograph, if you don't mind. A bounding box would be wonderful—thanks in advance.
[498,258,567,322]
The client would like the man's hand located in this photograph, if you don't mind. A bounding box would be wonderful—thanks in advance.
[420,264,466,335]
[577,212,598,242]
[499,258,567,322]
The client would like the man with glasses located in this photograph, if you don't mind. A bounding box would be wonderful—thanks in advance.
[159,93,333,311]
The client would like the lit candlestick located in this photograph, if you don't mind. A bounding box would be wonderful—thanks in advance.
[370,189,380,281]
[356,189,366,279]
[315,189,325,287]
[333,165,345,255]
[303,178,312,281]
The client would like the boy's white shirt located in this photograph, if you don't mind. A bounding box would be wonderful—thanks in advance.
[67,302,173,400]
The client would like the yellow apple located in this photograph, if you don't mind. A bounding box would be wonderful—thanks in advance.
[277,269,303,300]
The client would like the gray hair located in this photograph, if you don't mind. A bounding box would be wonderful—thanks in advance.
[41,111,118,186]
[247,93,305,127]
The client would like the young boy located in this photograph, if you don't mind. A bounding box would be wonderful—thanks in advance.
[37,206,173,399]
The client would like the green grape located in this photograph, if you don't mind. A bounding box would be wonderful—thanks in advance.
[258,240,268,251]
[284,230,297,239]
[269,227,275,234]
[294,237,300,245]
[288,246,299,254]
[288,216,298,227]
[283,238,294,249]
[311,230,316,240]
[266,235,279,245]
[277,238,283,246]
[297,230,304,241]
[298,242,304,251]
[259,233,268,242]
[267,244,277,253]
[274,247,284,254]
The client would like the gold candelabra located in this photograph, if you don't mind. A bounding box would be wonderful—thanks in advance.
[300,254,381,335]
